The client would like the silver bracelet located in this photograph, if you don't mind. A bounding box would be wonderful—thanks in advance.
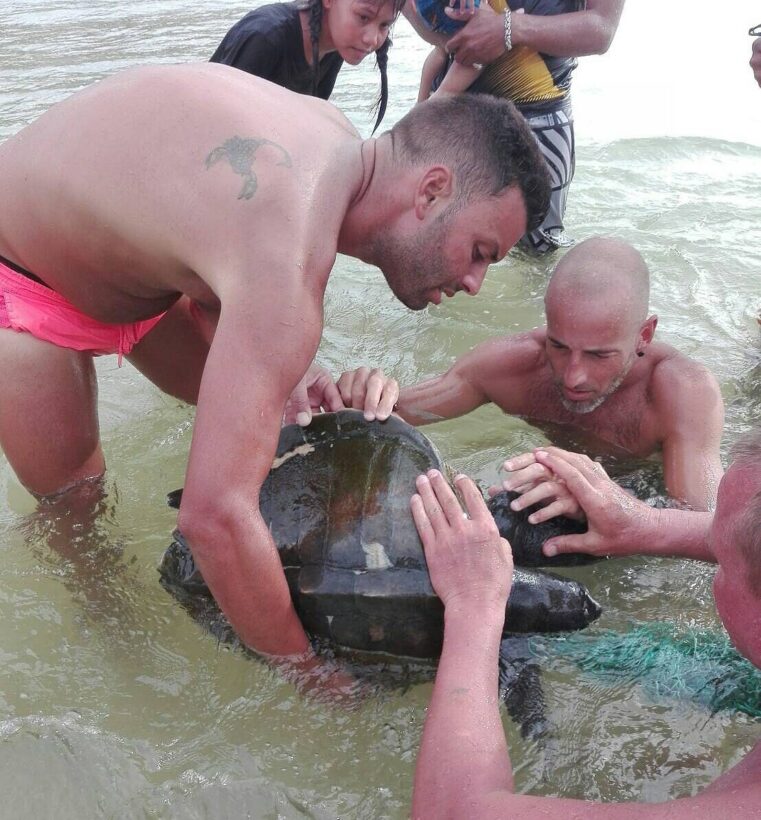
[504,7,513,52]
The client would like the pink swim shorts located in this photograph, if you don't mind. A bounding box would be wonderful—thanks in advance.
[0,259,165,365]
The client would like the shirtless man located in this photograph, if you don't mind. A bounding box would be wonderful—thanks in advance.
[0,63,550,660]
[340,237,724,510]
[409,434,761,818]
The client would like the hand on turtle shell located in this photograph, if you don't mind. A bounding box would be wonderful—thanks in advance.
[489,451,586,523]
[411,470,513,616]
[336,366,399,422]
[534,447,657,558]
[283,363,346,426]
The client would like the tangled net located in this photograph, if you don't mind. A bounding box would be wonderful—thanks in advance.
[531,623,761,718]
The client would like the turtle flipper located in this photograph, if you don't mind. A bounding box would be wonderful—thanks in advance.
[499,635,550,741]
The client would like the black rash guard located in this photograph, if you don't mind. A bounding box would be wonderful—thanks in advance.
[210,2,344,100]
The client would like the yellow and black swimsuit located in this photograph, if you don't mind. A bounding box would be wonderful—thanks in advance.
[469,0,583,116]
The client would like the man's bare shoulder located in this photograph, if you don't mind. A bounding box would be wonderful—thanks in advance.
[646,343,724,437]
[648,342,721,396]
[448,329,548,412]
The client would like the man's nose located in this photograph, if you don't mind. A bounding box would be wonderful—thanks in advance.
[461,265,488,296]
[564,355,587,387]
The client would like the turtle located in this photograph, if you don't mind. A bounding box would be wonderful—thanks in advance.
[160,410,602,660]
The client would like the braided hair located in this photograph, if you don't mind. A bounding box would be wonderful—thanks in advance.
[301,0,404,133]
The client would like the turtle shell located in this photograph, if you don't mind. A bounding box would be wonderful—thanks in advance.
[160,410,602,658]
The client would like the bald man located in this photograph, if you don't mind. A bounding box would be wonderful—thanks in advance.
[339,237,724,510]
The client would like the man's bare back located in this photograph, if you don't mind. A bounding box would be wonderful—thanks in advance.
[0,64,360,322]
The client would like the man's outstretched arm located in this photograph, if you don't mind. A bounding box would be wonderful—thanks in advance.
[533,447,716,562]
[397,336,527,426]
[411,473,760,819]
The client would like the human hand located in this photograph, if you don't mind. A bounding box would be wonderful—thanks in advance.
[445,5,523,66]
[533,447,657,558]
[411,470,513,615]
[283,363,345,426]
[336,366,399,422]
[447,0,477,20]
[488,451,585,523]
[271,648,370,709]
[752,38,761,88]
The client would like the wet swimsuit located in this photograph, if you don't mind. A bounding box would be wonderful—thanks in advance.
[0,255,165,364]
[210,1,344,99]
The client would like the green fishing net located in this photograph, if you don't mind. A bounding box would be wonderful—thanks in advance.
[530,623,761,718]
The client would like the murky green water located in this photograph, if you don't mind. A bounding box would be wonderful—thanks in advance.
[1,1,761,816]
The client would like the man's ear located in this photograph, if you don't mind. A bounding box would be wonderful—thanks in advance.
[414,166,454,220]
[637,314,658,352]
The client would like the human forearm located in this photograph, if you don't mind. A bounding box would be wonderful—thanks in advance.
[511,7,621,57]
[419,47,447,101]
[433,61,482,96]
[412,606,512,819]
[180,509,310,656]
[397,374,483,426]
[445,0,623,65]
[663,454,723,513]
[634,507,715,561]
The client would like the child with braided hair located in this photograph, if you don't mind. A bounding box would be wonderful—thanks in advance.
[211,0,403,131]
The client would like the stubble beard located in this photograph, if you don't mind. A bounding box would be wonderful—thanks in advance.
[373,217,452,311]
[557,355,636,415]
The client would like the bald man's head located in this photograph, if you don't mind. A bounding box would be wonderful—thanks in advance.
[542,237,657,415]
[545,237,650,331]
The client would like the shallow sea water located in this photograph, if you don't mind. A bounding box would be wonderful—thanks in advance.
[1,0,761,817]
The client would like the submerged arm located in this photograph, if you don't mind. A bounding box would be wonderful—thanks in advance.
[411,476,759,818]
